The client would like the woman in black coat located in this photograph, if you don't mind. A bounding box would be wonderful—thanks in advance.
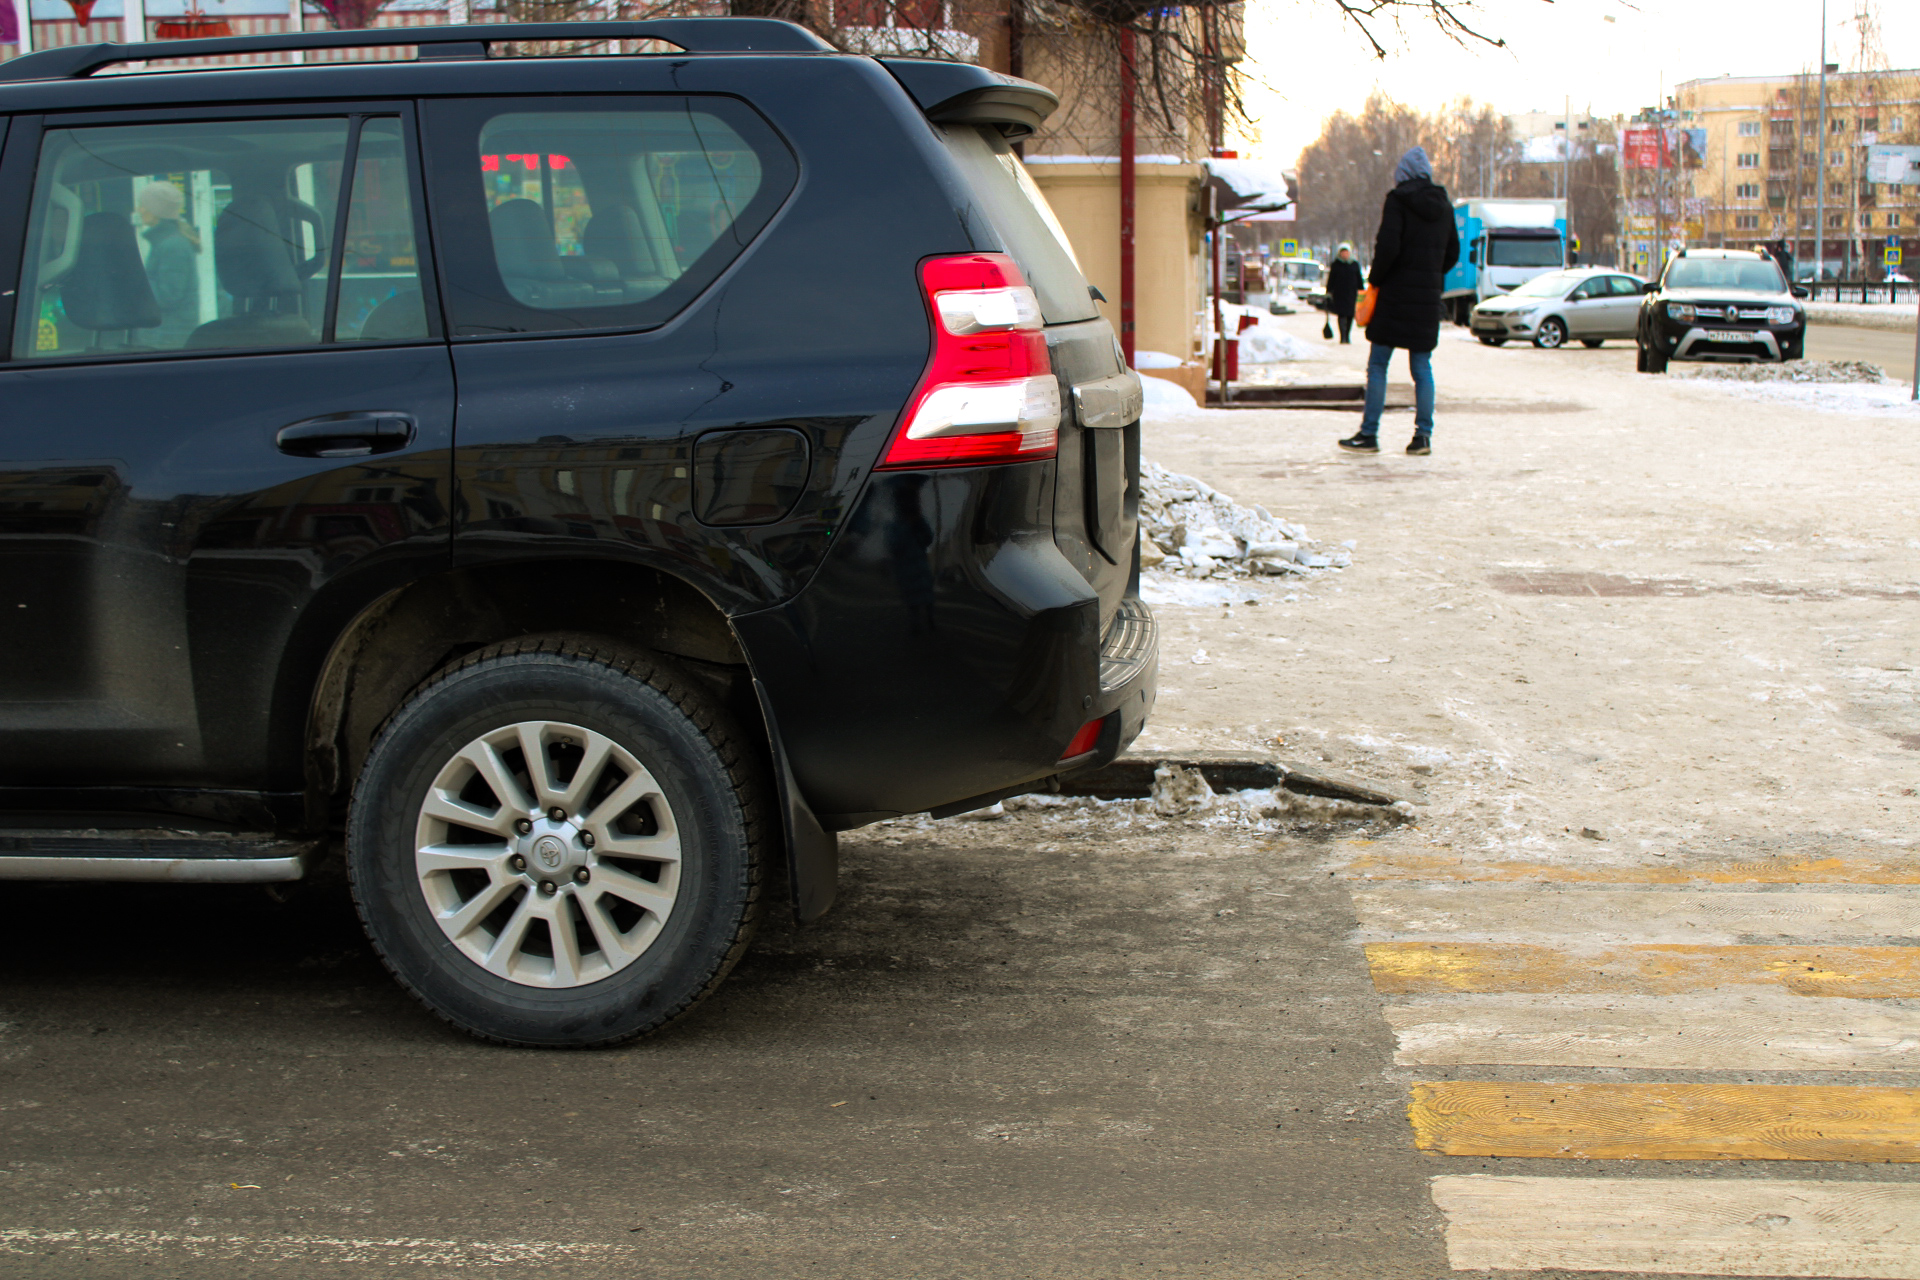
[1324,244,1362,344]
[1339,146,1459,456]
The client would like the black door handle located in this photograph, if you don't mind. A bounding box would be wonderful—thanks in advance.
[275,412,416,459]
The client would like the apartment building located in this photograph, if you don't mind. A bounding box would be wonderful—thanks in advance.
[1674,69,1920,275]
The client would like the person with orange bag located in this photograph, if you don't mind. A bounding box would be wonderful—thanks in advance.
[1338,146,1459,456]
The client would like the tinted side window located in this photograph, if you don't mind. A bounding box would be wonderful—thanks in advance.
[11,115,430,361]
[426,97,796,337]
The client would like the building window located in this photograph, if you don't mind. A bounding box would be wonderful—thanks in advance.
[1803,120,1817,136]
[1735,214,1760,229]
[1831,117,1847,133]
[1736,152,1759,169]
[835,0,942,26]
[1892,213,1904,228]
[1735,183,1760,199]
[1863,117,1879,132]
[1830,150,1844,166]
[1893,116,1906,132]
[1827,212,1844,228]
[1738,120,1761,137]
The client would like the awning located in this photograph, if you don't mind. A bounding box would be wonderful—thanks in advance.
[1202,158,1295,215]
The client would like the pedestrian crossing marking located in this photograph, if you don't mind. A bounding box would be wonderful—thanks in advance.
[1366,941,1920,997]
[1355,886,1920,942]
[1346,851,1920,885]
[1430,1175,1920,1278]
[1409,1082,1920,1162]
[1387,998,1920,1071]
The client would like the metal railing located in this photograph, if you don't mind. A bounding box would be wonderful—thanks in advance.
[1803,280,1916,305]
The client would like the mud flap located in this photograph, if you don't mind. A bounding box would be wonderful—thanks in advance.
[753,678,839,923]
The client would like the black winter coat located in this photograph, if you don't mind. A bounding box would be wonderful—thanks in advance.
[1325,257,1363,314]
[1364,177,1460,352]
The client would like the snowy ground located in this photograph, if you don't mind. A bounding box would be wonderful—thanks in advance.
[1675,359,1920,417]
[1805,299,1920,331]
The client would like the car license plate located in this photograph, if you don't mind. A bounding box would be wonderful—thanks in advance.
[1704,329,1749,342]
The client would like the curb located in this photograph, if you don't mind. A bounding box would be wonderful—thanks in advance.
[1058,750,1412,808]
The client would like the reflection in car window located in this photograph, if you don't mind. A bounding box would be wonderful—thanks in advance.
[1664,258,1785,292]
[336,120,429,343]
[13,116,430,361]
[478,110,764,313]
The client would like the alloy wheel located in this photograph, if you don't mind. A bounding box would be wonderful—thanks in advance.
[412,720,680,988]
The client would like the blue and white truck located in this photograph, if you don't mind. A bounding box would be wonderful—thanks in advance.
[1444,198,1567,324]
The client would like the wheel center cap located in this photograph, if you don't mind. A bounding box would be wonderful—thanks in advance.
[532,834,568,871]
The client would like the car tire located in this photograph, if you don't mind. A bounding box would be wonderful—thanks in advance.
[346,634,769,1048]
[1643,342,1668,374]
[1532,318,1567,349]
[1581,339,1605,349]
[1477,334,1508,347]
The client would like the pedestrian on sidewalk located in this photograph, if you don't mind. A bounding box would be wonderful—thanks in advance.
[1325,243,1362,344]
[1339,146,1459,456]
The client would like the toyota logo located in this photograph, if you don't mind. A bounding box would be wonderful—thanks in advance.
[533,835,567,869]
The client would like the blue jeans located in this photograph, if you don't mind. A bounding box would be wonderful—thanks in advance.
[1359,343,1435,437]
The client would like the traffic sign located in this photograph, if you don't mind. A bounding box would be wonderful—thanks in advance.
[1279,239,1299,256]
[1887,247,1903,266]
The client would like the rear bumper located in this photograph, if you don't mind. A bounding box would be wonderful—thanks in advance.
[733,461,1155,828]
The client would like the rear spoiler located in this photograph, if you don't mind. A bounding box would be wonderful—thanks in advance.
[879,59,1057,140]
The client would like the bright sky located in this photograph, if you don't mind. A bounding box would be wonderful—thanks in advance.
[1235,0,1920,169]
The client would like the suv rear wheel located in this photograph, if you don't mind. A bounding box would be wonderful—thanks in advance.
[347,636,766,1047]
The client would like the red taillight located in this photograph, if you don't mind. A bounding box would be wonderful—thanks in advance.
[878,253,1061,470]
[1060,715,1107,761]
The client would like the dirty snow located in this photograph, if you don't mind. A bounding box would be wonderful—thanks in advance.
[1675,361,1919,416]
[1138,460,1352,583]
[1679,359,1889,385]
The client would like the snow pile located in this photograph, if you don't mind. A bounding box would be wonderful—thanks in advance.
[1680,360,1888,385]
[1240,326,1312,363]
[1137,460,1351,579]
[1139,374,1202,414]
[1133,349,1187,369]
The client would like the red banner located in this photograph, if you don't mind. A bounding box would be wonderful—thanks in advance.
[1623,125,1664,170]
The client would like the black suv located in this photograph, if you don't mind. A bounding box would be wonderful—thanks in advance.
[1636,247,1809,373]
[0,22,1154,1046]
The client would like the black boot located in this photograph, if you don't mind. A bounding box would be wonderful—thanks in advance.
[1338,432,1379,453]
[1406,431,1431,456]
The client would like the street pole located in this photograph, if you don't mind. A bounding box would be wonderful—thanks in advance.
[1118,27,1136,370]
[1816,0,1828,285]
[1563,95,1572,219]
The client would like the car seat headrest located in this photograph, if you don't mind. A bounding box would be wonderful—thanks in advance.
[61,212,162,332]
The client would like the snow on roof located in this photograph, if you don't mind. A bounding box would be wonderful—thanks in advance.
[1521,135,1566,164]
[1202,158,1294,211]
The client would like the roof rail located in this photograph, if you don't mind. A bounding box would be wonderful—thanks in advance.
[0,18,833,83]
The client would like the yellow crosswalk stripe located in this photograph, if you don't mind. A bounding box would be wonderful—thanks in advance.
[1409,1081,1920,1162]
[1366,941,1920,997]
[1347,851,1920,885]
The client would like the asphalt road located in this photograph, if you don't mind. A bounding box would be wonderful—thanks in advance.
[1806,319,1919,382]
[0,817,1435,1280]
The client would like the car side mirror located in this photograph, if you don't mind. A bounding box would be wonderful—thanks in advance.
[1642,281,1658,294]
[1791,285,1810,299]
[1569,290,1591,301]
[1468,245,1480,265]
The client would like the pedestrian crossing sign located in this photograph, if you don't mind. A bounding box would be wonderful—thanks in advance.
[1280,239,1299,256]
[1888,247,1903,266]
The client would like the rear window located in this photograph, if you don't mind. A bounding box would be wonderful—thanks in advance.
[939,125,1097,325]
